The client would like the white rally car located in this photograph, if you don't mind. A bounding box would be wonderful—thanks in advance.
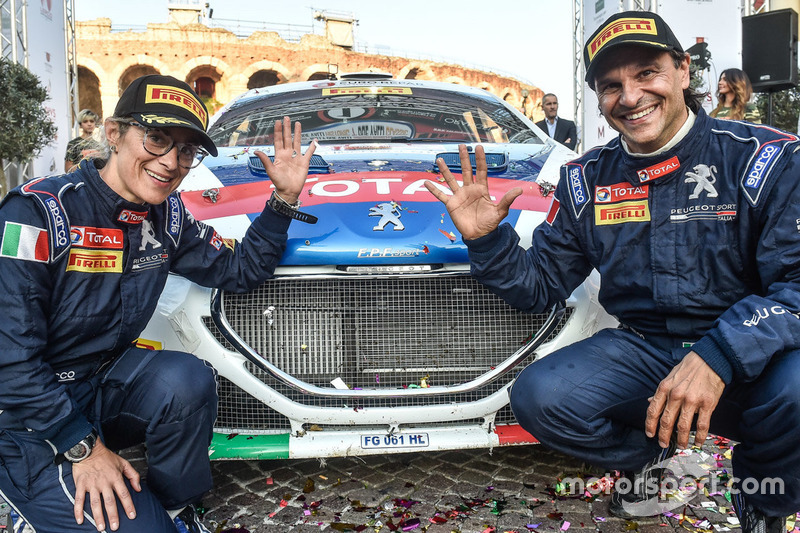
[138,74,615,459]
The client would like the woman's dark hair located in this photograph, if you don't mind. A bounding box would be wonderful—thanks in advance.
[709,68,753,120]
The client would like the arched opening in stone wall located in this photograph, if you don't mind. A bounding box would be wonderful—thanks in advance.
[248,70,282,89]
[119,65,160,96]
[77,66,102,120]
[187,65,223,113]
[307,72,331,81]
[194,77,215,98]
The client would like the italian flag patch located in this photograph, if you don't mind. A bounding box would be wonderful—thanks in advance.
[1,221,49,262]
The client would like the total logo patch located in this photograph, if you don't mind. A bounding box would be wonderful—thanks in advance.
[595,183,648,203]
[595,200,651,225]
[210,230,223,251]
[71,226,123,249]
[636,156,680,183]
[66,249,123,273]
[117,209,148,224]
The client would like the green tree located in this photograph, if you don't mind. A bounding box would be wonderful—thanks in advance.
[754,86,800,133]
[0,57,57,198]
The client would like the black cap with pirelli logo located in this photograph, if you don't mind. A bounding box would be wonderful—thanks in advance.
[584,11,684,87]
[113,74,218,156]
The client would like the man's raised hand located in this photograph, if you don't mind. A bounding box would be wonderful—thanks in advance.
[424,145,522,241]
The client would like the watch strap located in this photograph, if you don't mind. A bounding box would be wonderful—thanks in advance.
[268,192,318,224]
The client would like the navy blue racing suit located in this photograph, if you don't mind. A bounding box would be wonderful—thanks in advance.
[467,110,800,516]
[0,160,292,530]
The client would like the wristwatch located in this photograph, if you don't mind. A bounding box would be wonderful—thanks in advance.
[62,429,99,463]
[268,192,318,224]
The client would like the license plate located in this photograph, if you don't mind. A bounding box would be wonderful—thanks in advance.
[360,433,429,449]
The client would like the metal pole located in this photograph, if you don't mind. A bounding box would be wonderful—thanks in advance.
[65,0,79,135]
[573,0,584,152]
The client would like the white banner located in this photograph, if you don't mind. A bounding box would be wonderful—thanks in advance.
[26,0,71,178]
[581,0,741,152]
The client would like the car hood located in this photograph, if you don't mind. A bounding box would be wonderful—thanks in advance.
[180,143,570,265]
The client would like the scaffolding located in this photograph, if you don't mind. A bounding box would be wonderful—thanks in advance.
[66,0,79,138]
[0,0,29,189]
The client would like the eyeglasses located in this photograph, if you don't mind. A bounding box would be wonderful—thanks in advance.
[129,122,209,169]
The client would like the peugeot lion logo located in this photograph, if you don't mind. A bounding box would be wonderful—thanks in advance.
[369,202,405,231]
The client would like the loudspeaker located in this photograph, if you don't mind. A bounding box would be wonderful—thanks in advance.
[742,9,798,92]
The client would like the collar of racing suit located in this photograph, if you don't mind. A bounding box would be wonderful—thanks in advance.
[621,106,696,158]
[80,160,154,225]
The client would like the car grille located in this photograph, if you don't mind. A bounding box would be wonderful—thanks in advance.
[206,274,571,431]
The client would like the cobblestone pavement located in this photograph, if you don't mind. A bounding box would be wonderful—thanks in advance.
[2,435,795,532]
[190,436,742,533]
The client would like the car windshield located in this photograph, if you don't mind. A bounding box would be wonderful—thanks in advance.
[209,85,543,147]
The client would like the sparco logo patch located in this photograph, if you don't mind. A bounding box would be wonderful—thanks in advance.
[168,196,181,238]
[746,144,779,189]
[568,165,587,206]
[595,200,651,225]
[636,156,680,183]
[66,249,123,273]
[588,17,657,60]
[595,183,648,203]
[46,198,68,247]
[71,227,123,249]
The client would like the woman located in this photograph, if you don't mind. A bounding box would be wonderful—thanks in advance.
[64,109,105,172]
[710,68,762,123]
[0,75,315,532]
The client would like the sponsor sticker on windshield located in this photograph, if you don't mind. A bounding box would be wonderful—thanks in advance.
[322,87,412,96]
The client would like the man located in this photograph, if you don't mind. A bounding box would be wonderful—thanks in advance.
[425,11,800,533]
[535,93,578,150]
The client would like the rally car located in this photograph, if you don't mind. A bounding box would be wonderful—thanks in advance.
[138,74,616,459]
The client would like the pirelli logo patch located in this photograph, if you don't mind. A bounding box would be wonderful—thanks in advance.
[588,17,658,60]
[66,249,123,273]
[595,200,651,225]
[144,84,208,128]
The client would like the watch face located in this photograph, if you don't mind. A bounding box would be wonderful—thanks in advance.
[66,441,91,462]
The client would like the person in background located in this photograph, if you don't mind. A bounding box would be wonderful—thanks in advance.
[426,10,799,533]
[0,74,317,532]
[535,93,578,150]
[65,109,105,172]
[710,68,762,123]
